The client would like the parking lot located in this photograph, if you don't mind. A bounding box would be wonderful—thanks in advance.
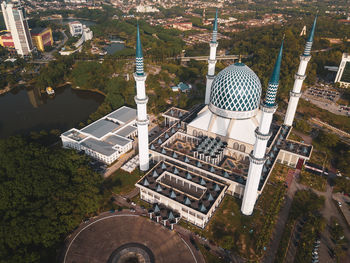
[303,84,350,116]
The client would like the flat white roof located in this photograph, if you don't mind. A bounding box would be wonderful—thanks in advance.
[107,106,136,124]
[116,125,137,137]
[81,119,119,139]
[81,138,117,156]
[62,106,137,158]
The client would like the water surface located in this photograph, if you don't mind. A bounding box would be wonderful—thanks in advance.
[0,86,104,138]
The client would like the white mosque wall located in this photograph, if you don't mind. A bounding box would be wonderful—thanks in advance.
[187,125,254,155]
[138,184,226,228]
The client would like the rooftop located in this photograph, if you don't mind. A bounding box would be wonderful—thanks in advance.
[149,126,247,186]
[137,161,227,215]
[116,125,137,138]
[162,107,189,120]
[104,134,131,147]
[81,138,117,156]
[30,27,49,35]
[81,119,120,139]
[107,106,137,124]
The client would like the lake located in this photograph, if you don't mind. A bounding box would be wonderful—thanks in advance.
[0,86,104,139]
[105,42,125,55]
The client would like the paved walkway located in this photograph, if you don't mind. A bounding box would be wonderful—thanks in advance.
[103,149,135,178]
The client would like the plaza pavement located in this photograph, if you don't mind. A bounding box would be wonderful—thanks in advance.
[63,213,203,263]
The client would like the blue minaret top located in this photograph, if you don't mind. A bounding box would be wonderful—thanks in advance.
[211,9,218,43]
[136,23,144,76]
[303,15,317,56]
[264,39,284,107]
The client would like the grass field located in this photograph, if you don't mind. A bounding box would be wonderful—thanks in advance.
[107,169,143,195]
[299,170,327,192]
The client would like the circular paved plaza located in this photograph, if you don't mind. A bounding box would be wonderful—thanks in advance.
[64,215,198,263]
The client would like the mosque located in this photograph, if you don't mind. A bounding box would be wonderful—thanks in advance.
[133,13,317,228]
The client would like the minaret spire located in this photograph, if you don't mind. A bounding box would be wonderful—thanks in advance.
[211,9,218,43]
[205,9,219,105]
[303,15,317,56]
[136,23,144,76]
[284,16,317,126]
[133,23,149,171]
[241,39,284,216]
[264,40,284,107]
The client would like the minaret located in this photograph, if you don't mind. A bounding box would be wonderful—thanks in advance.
[205,9,218,104]
[241,40,284,216]
[134,24,149,171]
[284,16,317,126]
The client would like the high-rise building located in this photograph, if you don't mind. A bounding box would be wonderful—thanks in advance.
[335,53,350,88]
[1,0,33,56]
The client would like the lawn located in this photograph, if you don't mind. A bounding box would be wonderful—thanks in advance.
[309,148,328,166]
[299,170,327,192]
[131,195,152,210]
[287,131,303,142]
[106,169,143,195]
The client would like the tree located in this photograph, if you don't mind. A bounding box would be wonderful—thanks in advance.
[295,119,312,134]
[0,137,103,262]
[315,130,339,149]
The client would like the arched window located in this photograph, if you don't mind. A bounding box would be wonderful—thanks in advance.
[193,130,198,136]
[233,142,239,150]
[198,131,203,137]
[240,144,246,152]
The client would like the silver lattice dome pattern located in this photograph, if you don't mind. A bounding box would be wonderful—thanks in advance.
[210,63,262,113]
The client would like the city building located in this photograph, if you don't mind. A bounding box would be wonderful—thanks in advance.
[136,5,159,13]
[171,82,192,92]
[0,33,16,54]
[335,53,350,88]
[59,24,93,55]
[30,28,53,52]
[64,0,91,3]
[68,21,83,37]
[61,106,137,165]
[172,22,193,31]
[0,27,52,53]
[134,14,317,227]
[82,25,93,41]
[1,0,33,56]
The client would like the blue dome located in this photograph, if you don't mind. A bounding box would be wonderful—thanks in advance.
[209,63,262,119]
